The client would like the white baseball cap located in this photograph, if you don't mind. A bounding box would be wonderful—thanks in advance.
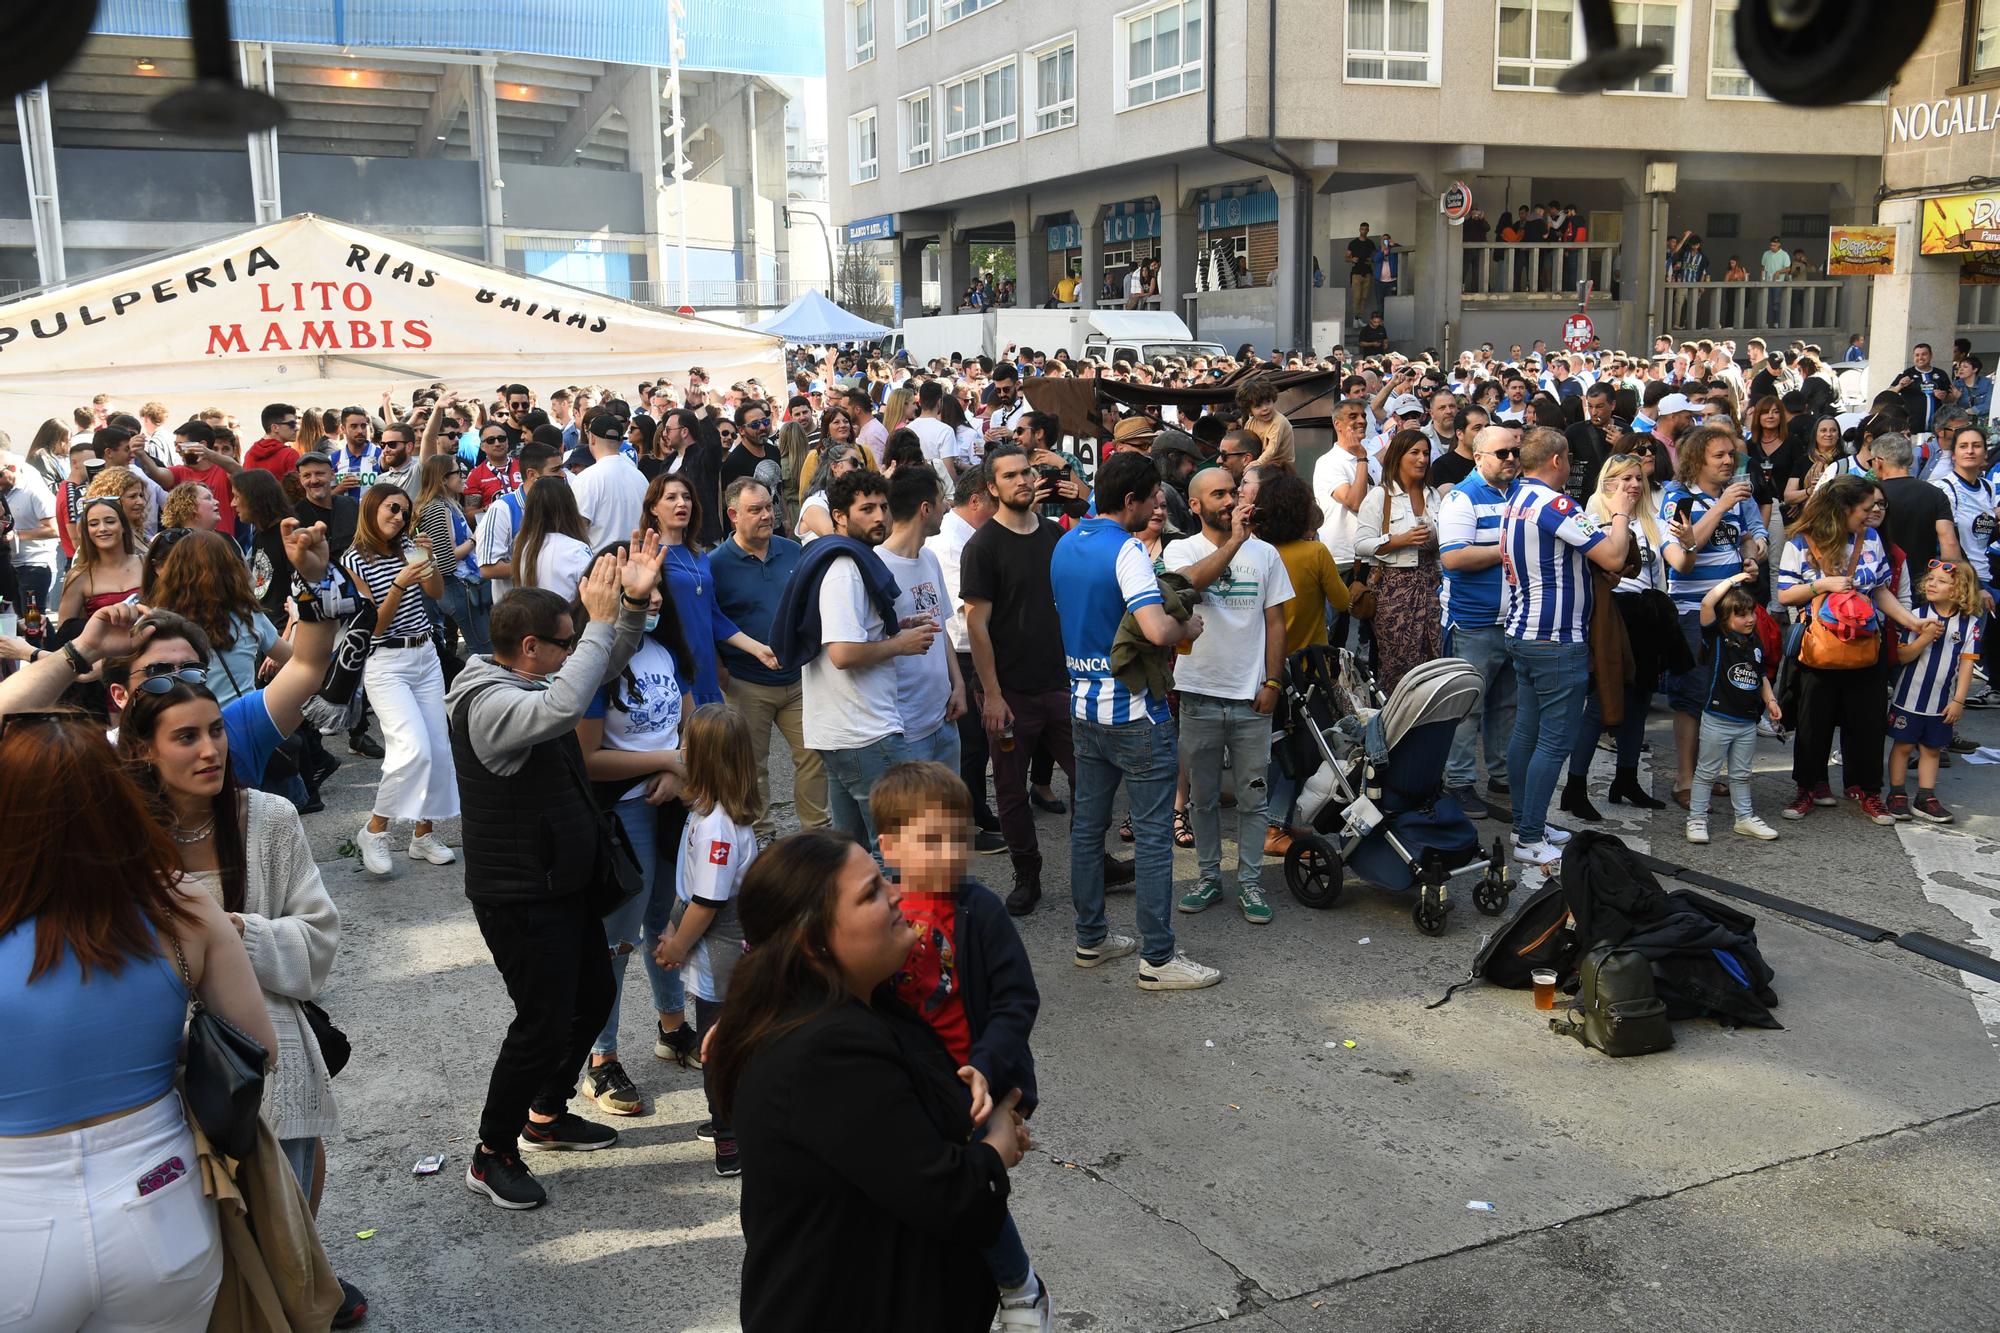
[1655,392,1712,416]
[1387,393,1425,417]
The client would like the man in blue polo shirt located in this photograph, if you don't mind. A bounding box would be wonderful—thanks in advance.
[1051,451,1220,992]
[1438,426,1521,820]
[1659,423,1767,805]
[711,476,826,842]
[1502,427,1635,867]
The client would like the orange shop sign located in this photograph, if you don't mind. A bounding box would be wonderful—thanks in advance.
[1920,191,2000,254]
[1826,225,1896,275]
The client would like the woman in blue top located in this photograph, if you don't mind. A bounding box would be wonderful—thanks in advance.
[641,472,778,706]
[0,712,276,1333]
[148,530,289,709]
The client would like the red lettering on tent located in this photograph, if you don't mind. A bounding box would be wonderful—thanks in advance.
[402,319,432,349]
[298,321,338,351]
[258,323,292,352]
[206,324,248,355]
[347,320,378,349]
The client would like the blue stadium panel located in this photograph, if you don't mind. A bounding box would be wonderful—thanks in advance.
[94,0,825,77]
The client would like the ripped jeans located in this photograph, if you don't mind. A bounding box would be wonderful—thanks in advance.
[1180,691,1273,893]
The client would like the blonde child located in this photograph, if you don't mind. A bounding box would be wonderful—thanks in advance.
[1688,573,1783,844]
[654,703,763,1176]
[1887,559,1986,824]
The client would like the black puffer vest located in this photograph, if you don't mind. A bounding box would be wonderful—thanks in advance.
[448,682,601,905]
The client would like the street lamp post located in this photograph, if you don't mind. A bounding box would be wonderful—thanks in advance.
[784,200,836,301]
[666,0,689,308]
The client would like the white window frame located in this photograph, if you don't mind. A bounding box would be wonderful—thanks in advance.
[1028,33,1078,136]
[899,89,932,170]
[938,0,1000,27]
[847,0,876,66]
[898,0,930,44]
[1600,0,1688,97]
[939,57,1019,160]
[1705,2,1763,100]
[848,108,879,183]
[1493,0,1580,92]
[1115,0,1205,112]
[1342,0,1443,87]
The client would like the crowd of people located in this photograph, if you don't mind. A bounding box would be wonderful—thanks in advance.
[2,319,1994,1331]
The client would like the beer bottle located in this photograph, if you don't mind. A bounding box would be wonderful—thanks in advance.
[20,593,44,647]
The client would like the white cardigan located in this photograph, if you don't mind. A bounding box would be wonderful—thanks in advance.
[1354,484,1441,569]
[184,790,341,1143]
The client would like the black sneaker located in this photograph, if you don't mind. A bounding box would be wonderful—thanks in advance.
[714,1135,741,1177]
[347,730,385,759]
[519,1112,617,1152]
[332,1278,368,1328]
[974,829,1008,855]
[465,1147,546,1209]
[1102,855,1136,887]
[694,1119,718,1142]
[583,1059,644,1116]
[307,748,343,789]
[655,1021,701,1069]
[1949,735,1979,754]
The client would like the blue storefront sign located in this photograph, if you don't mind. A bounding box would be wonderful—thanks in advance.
[1198,191,1278,230]
[1048,221,1083,252]
[1103,206,1160,244]
[842,214,897,243]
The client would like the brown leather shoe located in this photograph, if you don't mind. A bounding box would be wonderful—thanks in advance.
[1263,827,1294,857]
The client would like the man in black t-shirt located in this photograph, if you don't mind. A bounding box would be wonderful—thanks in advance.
[1565,383,1616,500]
[1874,433,1956,578]
[719,400,775,490]
[294,452,360,559]
[1429,404,1489,493]
[960,444,1081,916]
[1893,343,1956,434]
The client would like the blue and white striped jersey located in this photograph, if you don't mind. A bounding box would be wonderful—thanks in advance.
[1892,605,1983,716]
[1501,478,1605,644]
[1051,517,1169,725]
[1658,482,1767,613]
[1436,473,1514,629]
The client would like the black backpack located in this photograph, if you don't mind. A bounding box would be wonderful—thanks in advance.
[1552,945,1675,1057]
[1472,878,1578,988]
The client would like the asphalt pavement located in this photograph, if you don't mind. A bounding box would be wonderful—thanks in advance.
[299,691,2000,1332]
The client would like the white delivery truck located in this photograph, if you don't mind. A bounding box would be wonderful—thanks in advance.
[879,310,1223,366]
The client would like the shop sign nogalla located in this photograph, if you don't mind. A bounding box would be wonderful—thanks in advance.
[1890,94,2000,145]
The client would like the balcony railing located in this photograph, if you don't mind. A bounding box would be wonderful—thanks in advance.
[564,278,821,310]
[1664,279,1846,337]
[1461,242,1619,299]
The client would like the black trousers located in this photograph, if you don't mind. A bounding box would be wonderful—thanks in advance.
[473,895,615,1154]
[1790,659,1887,795]
[693,995,729,1135]
[955,651,996,824]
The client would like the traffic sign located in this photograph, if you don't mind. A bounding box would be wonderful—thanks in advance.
[1440,181,1472,224]
[676,304,696,316]
[1561,312,1596,351]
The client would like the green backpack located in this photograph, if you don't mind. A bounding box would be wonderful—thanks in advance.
[1551,946,1674,1057]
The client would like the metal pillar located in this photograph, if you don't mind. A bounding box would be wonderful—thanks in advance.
[16,85,63,285]
[240,43,282,223]
[473,65,506,265]
[667,0,690,305]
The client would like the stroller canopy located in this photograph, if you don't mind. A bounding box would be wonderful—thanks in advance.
[1375,658,1484,751]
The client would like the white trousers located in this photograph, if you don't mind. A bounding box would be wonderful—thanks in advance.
[362,644,461,822]
[0,1092,222,1332]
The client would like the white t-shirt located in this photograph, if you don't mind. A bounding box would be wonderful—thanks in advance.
[523,532,593,601]
[1312,442,1382,564]
[909,417,961,478]
[591,637,683,802]
[678,805,755,1004]
[474,492,522,596]
[925,509,978,653]
[1163,533,1295,700]
[876,545,953,739]
[570,452,649,551]
[802,556,902,750]
[4,481,58,573]
[797,490,829,546]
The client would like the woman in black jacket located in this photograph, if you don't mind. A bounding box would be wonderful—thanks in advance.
[710,832,1032,1333]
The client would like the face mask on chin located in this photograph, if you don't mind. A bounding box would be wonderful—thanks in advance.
[644,612,661,633]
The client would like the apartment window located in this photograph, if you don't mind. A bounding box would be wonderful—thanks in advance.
[1707,3,1757,98]
[1780,213,1829,237]
[1345,0,1438,84]
[1603,2,1680,93]
[1495,0,1575,89]
[849,109,878,183]
[939,0,998,25]
[941,59,1018,159]
[1972,0,2000,81]
[900,90,932,169]
[1104,248,1134,272]
[1705,212,1739,240]
[847,0,876,65]
[1119,0,1203,109]
[901,0,929,43]
[1030,35,1077,134]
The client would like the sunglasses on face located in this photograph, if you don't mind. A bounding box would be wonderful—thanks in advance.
[482,433,507,444]
[1483,448,1522,461]
[382,504,408,518]
[136,664,206,694]
[277,419,299,428]
[538,633,580,651]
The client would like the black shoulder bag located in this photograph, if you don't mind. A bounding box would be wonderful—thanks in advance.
[555,738,643,917]
[168,931,269,1160]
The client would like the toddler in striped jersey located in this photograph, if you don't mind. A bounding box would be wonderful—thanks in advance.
[1887,559,1986,824]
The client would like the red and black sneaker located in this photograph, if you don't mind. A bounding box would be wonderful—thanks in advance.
[1781,788,1814,821]
[333,1278,368,1328]
[1855,792,1897,826]
[1885,792,1912,821]
[1912,794,1956,824]
[519,1111,618,1152]
[465,1146,546,1210]
[1811,784,1837,807]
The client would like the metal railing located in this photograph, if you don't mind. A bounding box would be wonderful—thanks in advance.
[564,278,822,310]
[1663,279,1845,337]
[1461,242,1619,299]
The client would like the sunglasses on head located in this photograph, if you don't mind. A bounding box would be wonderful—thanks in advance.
[135,664,206,695]
[1928,558,1959,572]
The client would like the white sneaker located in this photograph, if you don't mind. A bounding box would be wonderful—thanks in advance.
[996,1275,1054,1332]
[1137,952,1223,991]
[1543,826,1572,846]
[1685,819,1710,845]
[1510,837,1561,867]
[409,831,457,865]
[1733,815,1779,841]
[1073,933,1138,969]
[357,825,394,875]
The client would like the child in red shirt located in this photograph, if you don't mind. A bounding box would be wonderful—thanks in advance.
[874,762,1050,1329]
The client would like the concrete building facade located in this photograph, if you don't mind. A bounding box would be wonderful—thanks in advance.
[826,0,1885,356]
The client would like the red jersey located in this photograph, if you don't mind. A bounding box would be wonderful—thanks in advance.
[465,457,523,509]
[892,891,970,1067]
[171,461,237,535]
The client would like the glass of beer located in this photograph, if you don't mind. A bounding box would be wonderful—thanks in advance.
[1531,969,1558,1011]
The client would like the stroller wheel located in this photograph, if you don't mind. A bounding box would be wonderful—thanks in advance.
[1473,873,1511,916]
[1284,835,1343,909]
[1412,899,1449,936]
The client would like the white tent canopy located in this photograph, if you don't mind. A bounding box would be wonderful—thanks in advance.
[0,214,782,430]
[750,289,890,344]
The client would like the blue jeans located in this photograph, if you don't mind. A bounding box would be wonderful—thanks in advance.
[982,1210,1033,1290]
[280,1135,318,1197]
[1691,713,1758,820]
[1266,755,1300,830]
[1505,638,1591,844]
[1180,693,1273,892]
[1072,715,1178,964]
[1444,623,1516,790]
[442,576,493,656]
[820,733,914,854]
[593,796,688,1055]
[906,719,962,771]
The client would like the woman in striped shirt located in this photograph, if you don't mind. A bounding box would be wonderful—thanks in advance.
[339,483,460,876]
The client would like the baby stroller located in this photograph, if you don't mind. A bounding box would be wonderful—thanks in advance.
[1276,647,1510,934]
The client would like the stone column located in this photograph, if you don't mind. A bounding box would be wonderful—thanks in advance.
[1158,188,1197,326]
[1865,197,1957,401]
